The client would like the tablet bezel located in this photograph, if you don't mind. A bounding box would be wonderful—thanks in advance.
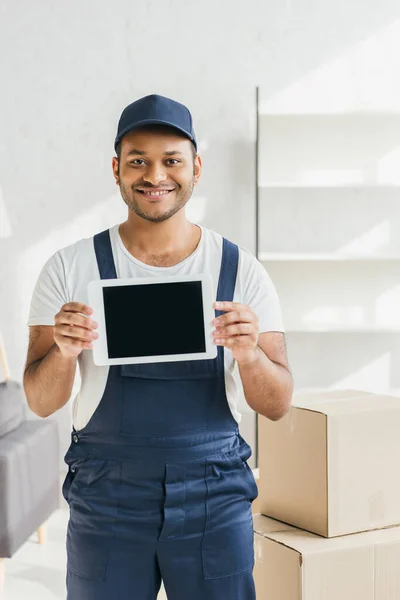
[87,273,217,366]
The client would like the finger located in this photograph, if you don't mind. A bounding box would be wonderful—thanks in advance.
[214,334,255,348]
[55,312,98,331]
[213,310,256,328]
[214,323,255,338]
[62,302,93,316]
[65,337,94,349]
[214,301,247,312]
[57,336,94,351]
[55,325,98,341]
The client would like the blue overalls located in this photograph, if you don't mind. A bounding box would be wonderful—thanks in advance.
[62,229,258,600]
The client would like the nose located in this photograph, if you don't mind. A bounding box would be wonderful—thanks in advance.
[142,163,168,186]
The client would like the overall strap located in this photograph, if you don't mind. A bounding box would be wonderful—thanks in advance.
[93,229,118,280]
[215,238,239,317]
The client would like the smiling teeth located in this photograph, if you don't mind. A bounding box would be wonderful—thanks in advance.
[143,190,170,196]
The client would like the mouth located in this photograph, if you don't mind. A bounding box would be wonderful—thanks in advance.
[135,188,174,201]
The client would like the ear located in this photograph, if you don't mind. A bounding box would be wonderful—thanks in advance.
[194,154,202,185]
[112,157,120,185]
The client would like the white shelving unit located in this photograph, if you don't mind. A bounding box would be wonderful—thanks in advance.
[259,253,400,262]
[255,87,400,405]
[284,326,400,333]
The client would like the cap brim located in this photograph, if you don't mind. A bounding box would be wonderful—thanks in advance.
[114,119,197,150]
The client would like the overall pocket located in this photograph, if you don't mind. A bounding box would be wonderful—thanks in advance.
[66,459,117,581]
[66,513,113,581]
[202,453,256,579]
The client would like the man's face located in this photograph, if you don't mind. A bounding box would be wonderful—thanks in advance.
[112,128,202,223]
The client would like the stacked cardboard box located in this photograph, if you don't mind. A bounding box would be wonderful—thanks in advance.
[253,390,400,598]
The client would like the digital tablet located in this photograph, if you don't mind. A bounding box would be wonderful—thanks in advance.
[87,273,217,366]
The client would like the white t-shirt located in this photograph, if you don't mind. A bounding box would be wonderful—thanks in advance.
[28,224,285,430]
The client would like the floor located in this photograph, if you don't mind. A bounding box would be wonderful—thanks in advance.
[1,509,167,600]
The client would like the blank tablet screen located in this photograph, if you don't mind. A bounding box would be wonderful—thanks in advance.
[103,281,206,359]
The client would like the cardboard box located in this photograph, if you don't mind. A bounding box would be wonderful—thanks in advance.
[254,514,400,600]
[258,390,400,537]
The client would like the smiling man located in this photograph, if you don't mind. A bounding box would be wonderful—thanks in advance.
[23,94,293,600]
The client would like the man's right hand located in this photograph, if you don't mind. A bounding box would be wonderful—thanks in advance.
[53,302,98,358]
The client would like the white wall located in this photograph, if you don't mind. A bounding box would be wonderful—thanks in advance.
[1,0,400,466]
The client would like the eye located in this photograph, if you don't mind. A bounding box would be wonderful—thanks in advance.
[166,159,181,165]
[130,159,146,166]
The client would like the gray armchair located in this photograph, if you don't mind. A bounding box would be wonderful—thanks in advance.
[0,335,59,590]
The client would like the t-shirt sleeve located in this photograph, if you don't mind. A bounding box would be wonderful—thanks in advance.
[28,251,69,326]
[238,248,285,333]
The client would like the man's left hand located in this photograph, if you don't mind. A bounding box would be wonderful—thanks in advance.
[212,301,260,365]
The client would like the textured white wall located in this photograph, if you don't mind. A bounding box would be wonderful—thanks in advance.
[1,0,400,465]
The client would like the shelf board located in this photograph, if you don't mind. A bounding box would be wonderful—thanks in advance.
[258,253,400,262]
[258,110,400,117]
[292,386,400,397]
[286,326,400,333]
[258,183,400,189]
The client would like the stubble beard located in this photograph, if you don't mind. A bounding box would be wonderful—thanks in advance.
[119,179,195,223]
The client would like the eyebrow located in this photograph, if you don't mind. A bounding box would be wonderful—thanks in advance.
[164,150,183,156]
[126,149,184,157]
[126,149,146,156]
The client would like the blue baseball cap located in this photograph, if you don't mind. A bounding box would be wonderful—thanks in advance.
[114,94,197,151]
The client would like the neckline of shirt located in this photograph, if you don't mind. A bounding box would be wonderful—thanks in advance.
[113,223,205,272]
